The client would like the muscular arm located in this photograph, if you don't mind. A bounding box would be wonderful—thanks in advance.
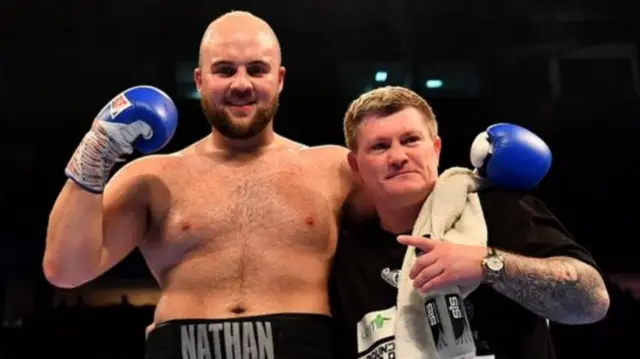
[44,159,151,288]
[489,250,610,325]
[336,150,377,222]
[310,145,375,223]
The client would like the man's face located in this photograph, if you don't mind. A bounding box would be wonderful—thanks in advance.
[195,26,285,139]
[349,107,442,207]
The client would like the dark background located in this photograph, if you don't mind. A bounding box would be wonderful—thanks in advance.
[1,0,639,357]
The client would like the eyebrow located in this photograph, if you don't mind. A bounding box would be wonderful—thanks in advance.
[211,60,271,68]
[368,130,423,143]
[402,130,423,137]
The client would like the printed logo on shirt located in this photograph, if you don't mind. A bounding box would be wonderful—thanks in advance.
[357,306,396,359]
[380,267,400,288]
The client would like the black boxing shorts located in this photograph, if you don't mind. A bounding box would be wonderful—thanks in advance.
[145,313,334,359]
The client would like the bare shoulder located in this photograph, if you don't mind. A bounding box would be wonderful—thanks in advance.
[107,153,182,190]
[312,145,352,179]
[103,139,202,211]
[301,145,354,187]
[277,135,311,150]
[274,135,350,170]
[301,144,350,165]
[123,134,207,176]
[304,146,376,221]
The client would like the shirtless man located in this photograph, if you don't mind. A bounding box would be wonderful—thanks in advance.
[44,11,364,359]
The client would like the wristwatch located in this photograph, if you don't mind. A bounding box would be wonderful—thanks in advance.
[481,247,505,283]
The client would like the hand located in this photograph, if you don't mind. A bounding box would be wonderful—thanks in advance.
[397,235,487,294]
[65,86,178,193]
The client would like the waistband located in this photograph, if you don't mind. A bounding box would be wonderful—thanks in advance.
[145,313,334,359]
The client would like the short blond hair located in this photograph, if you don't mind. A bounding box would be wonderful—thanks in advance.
[343,86,438,151]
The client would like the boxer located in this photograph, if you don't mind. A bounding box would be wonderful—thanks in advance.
[329,86,610,359]
[44,11,367,359]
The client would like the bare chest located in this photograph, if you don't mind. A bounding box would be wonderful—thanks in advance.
[148,155,343,256]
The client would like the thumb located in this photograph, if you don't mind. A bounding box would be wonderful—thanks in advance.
[129,120,154,140]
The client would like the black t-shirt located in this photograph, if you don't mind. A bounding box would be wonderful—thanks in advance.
[329,187,600,359]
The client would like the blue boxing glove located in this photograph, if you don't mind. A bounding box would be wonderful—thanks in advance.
[65,85,178,193]
[470,123,552,190]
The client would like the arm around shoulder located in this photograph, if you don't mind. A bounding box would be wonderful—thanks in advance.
[320,145,376,222]
[44,157,154,288]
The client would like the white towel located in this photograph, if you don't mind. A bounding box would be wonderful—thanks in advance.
[395,167,489,359]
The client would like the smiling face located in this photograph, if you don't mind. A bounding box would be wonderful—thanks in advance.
[349,107,441,207]
[194,11,285,139]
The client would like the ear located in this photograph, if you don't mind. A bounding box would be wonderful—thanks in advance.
[194,67,202,93]
[432,136,442,169]
[347,151,359,174]
[278,66,286,94]
[433,136,442,156]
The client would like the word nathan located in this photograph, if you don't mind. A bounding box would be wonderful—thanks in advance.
[181,321,275,359]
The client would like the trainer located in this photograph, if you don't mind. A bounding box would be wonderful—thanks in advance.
[329,86,610,359]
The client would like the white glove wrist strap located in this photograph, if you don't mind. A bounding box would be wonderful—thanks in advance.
[65,125,124,193]
[64,119,153,193]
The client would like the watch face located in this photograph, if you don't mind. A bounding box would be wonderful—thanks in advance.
[486,257,504,271]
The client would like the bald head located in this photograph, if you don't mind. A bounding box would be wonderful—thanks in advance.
[198,11,282,67]
[194,11,286,141]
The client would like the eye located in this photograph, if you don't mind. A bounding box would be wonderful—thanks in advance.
[215,66,236,77]
[247,65,268,77]
[402,136,421,145]
[370,142,389,151]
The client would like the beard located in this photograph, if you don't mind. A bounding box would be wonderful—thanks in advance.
[201,96,279,140]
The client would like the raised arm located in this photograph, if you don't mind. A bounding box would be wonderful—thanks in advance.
[44,160,151,288]
[43,85,177,288]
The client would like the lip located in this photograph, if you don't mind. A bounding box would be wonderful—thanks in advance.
[386,171,418,180]
[225,103,256,112]
[225,101,256,107]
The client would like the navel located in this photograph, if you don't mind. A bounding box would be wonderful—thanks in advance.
[231,306,246,315]
[180,221,191,231]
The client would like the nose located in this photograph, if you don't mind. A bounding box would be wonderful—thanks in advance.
[387,144,409,169]
[230,69,252,92]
